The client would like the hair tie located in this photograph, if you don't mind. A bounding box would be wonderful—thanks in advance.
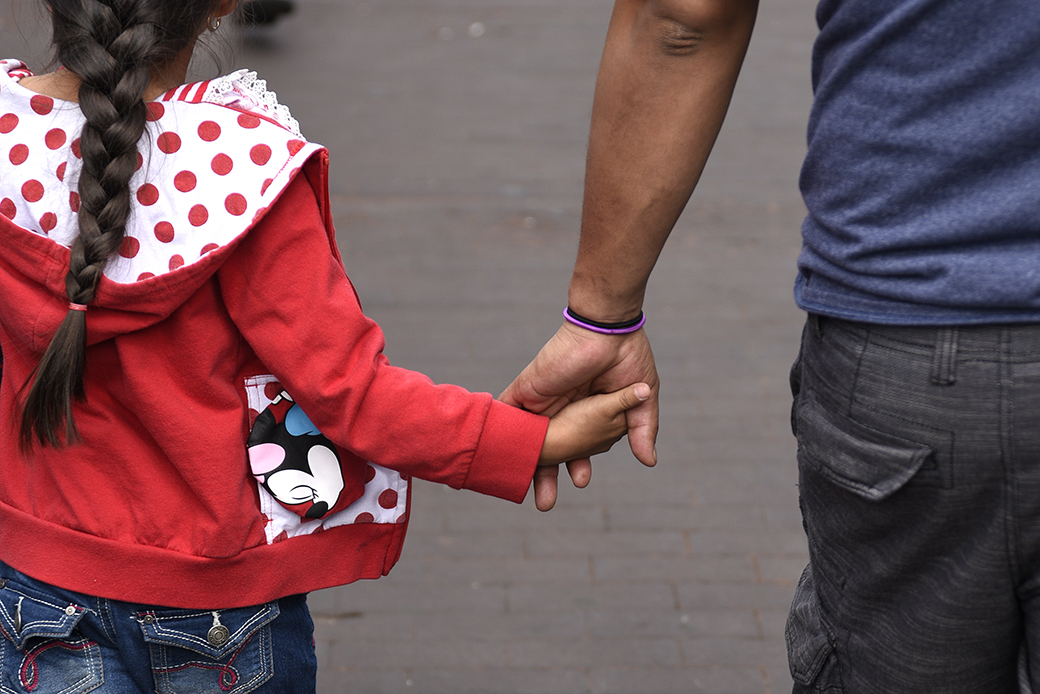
[68,303,88,312]
[564,307,645,335]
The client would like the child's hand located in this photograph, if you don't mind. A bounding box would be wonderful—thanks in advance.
[538,383,652,465]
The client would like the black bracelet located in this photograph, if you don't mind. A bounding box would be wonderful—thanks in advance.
[564,307,646,334]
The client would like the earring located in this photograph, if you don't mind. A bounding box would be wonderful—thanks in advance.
[207,16,222,32]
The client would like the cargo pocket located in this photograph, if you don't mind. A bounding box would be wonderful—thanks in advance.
[795,396,937,502]
[786,565,842,692]
[0,578,101,694]
[137,602,279,694]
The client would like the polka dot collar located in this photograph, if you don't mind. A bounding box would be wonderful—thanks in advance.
[0,58,322,284]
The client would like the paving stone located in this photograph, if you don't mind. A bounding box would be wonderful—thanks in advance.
[585,607,761,640]
[757,555,811,587]
[423,606,588,640]
[328,636,508,670]
[507,637,683,669]
[680,636,789,669]
[588,666,768,694]
[313,613,415,642]
[420,555,594,586]
[316,668,413,694]
[605,503,770,532]
[507,581,677,614]
[525,528,690,558]
[593,555,759,586]
[314,581,508,616]
[401,668,591,694]
[675,583,797,612]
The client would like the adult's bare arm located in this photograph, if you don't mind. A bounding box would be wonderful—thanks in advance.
[572,0,759,321]
[501,0,759,510]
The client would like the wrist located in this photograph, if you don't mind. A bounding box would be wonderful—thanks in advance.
[566,284,644,324]
[539,420,562,466]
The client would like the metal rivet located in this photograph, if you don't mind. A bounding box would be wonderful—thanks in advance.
[65,606,76,616]
[207,624,230,647]
[0,579,7,589]
[142,614,155,625]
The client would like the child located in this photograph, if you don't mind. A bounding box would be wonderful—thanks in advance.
[0,1,649,691]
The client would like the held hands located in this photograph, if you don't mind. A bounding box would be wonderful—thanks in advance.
[501,322,660,510]
[539,382,652,466]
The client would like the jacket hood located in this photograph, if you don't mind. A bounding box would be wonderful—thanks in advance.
[0,60,324,352]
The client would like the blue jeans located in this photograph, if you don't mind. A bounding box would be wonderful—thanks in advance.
[786,315,1040,693]
[0,561,316,693]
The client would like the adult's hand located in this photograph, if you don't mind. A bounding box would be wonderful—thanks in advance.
[500,321,659,510]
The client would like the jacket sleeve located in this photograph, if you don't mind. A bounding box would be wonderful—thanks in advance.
[216,169,546,503]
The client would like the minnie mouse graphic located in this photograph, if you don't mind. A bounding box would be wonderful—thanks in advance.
[247,391,363,519]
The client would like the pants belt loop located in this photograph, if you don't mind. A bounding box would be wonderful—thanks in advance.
[930,326,959,385]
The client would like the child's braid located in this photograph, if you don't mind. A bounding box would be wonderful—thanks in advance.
[65,1,157,296]
[21,0,222,448]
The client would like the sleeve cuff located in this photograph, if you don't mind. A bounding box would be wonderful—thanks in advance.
[462,400,549,503]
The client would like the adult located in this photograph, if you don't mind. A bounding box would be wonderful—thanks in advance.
[507,0,1040,691]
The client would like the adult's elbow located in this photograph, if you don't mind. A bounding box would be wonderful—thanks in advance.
[641,0,758,57]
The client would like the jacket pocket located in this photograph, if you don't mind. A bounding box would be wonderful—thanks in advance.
[0,578,101,694]
[137,602,278,694]
[247,387,366,521]
[242,374,410,545]
[795,396,937,502]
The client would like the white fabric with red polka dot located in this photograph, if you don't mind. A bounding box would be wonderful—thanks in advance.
[0,59,321,284]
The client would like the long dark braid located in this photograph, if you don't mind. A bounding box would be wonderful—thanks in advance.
[21,0,225,449]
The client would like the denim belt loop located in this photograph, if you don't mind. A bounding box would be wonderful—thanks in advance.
[930,326,959,385]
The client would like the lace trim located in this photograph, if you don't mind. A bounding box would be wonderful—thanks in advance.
[202,69,303,138]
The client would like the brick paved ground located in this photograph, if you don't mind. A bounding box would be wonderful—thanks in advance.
[1,0,819,691]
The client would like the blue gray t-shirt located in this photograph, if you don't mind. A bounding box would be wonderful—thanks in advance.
[794,0,1040,324]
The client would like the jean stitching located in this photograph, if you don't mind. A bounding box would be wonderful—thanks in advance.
[235,623,271,693]
[147,606,272,652]
[845,331,956,440]
[147,617,274,693]
[2,587,68,615]
[18,637,96,691]
[90,598,112,647]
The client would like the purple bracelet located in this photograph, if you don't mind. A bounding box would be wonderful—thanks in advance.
[563,307,646,335]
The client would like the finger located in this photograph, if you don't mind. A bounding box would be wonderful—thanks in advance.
[533,465,560,511]
[565,458,592,488]
[499,376,539,409]
[626,390,659,467]
[498,380,522,407]
[609,382,652,415]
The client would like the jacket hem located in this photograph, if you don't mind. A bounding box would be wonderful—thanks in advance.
[0,502,406,608]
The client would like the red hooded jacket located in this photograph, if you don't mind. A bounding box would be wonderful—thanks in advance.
[0,61,546,608]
